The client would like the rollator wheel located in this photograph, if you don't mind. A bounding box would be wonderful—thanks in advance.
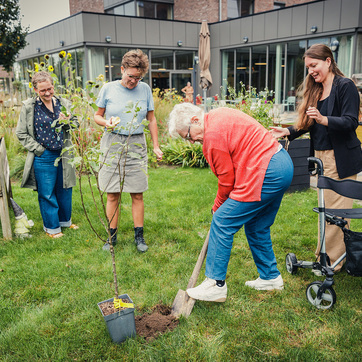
[285,253,298,275]
[306,281,336,310]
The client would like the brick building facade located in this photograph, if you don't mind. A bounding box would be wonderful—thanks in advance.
[254,0,313,13]
[68,0,315,21]
[69,0,104,15]
[174,0,226,23]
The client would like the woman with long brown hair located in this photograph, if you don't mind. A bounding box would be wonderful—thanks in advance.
[271,43,362,272]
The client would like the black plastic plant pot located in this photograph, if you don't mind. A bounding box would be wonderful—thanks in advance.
[98,293,136,344]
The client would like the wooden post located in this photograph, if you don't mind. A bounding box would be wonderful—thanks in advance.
[0,137,12,239]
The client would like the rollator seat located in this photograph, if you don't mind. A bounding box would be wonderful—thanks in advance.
[313,207,362,219]
[313,175,362,219]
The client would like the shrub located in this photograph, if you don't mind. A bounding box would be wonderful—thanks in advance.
[153,88,183,143]
[223,82,275,129]
[161,138,208,168]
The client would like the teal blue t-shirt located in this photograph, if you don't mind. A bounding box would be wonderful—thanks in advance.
[96,80,154,135]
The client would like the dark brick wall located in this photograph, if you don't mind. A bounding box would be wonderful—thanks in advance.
[255,0,313,13]
[174,0,227,22]
[69,0,104,15]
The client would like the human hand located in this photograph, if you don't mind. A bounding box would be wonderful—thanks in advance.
[153,147,163,161]
[58,112,70,120]
[306,107,328,125]
[269,126,290,139]
[105,116,120,129]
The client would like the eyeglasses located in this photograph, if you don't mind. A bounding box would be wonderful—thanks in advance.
[185,124,192,140]
[38,87,54,95]
[125,72,143,82]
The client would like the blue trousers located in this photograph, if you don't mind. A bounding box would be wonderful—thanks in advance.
[205,148,294,280]
[33,149,73,234]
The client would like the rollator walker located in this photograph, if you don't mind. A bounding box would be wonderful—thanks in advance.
[285,157,362,310]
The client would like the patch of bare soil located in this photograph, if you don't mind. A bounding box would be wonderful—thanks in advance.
[135,304,179,341]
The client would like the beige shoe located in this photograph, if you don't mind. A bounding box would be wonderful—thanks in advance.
[186,277,227,302]
[245,275,284,290]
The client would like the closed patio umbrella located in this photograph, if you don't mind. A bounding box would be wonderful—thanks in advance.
[199,21,212,107]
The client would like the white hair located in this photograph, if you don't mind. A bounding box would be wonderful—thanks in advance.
[168,103,204,138]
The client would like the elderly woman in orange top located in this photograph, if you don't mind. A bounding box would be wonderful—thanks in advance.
[168,103,294,302]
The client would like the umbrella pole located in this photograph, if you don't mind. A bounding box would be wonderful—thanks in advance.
[203,88,207,111]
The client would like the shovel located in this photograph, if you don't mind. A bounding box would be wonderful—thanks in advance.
[171,230,210,318]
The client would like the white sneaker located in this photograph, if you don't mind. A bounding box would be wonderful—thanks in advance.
[245,275,284,290]
[186,277,227,302]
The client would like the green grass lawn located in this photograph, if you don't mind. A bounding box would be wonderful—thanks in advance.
[1,167,361,361]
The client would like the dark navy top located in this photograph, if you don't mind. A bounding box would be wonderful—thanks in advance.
[311,96,333,151]
[34,97,63,150]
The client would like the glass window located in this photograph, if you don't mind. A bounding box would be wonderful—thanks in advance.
[269,44,285,104]
[175,51,195,70]
[76,48,86,88]
[152,70,169,90]
[241,0,254,16]
[156,3,173,20]
[308,38,329,47]
[172,73,192,96]
[236,48,250,92]
[227,0,254,18]
[221,50,234,98]
[113,5,124,15]
[284,41,306,100]
[331,35,352,76]
[151,49,173,70]
[110,48,129,80]
[137,1,155,18]
[274,1,285,9]
[49,54,62,86]
[228,0,240,19]
[251,45,267,93]
[355,33,362,74]
[88,47,108,82]
[124,1,136,16]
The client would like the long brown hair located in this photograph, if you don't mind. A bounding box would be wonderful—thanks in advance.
[296,44,344,130]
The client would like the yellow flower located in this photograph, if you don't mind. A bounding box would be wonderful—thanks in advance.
[97,74,104,81]
[34,63,39,72]
[59,50,66,58]
[67,52,72,59]
[48,65,54,72]
[29,82,32,89]
[44,54,50,60]
[40,62,45,67]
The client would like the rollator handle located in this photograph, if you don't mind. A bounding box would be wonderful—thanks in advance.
[307,157,323,176]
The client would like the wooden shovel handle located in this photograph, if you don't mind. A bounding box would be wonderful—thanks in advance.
[186,230,210,290]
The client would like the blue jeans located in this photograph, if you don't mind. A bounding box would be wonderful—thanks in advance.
[205,148,294,280]
[33,149,73,234]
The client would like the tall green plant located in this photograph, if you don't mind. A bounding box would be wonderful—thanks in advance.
[26,52,142,307]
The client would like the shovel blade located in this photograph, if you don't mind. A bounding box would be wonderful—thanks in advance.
[171,289,197,318]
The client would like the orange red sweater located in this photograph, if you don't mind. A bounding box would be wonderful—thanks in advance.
[202,107,279,211]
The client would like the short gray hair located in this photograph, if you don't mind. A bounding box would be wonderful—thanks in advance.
[168,103,204,138]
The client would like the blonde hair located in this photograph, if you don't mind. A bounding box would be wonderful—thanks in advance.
[296,44,344,130]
